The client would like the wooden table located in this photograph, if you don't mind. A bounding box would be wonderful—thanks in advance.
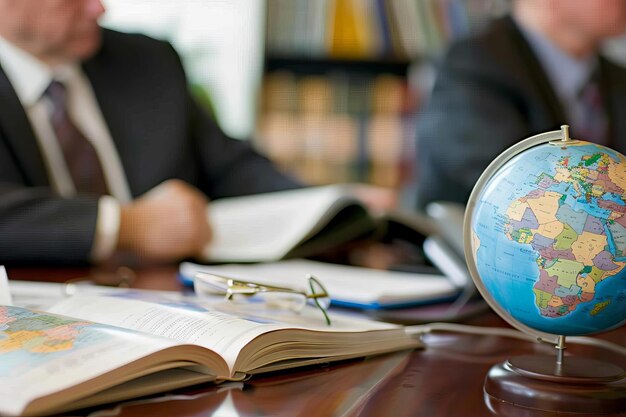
[9,266,626,417]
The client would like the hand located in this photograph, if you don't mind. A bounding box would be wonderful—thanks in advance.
[117,180,212,262]
[350,184,398,213]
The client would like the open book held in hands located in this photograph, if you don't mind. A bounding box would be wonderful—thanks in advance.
[0,292,419,417]
[202,184,434,262]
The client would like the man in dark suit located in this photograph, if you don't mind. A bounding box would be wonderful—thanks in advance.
[0,0,299,264]
[416,0,626,209]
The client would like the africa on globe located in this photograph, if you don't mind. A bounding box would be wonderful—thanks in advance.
[466,127,626,336]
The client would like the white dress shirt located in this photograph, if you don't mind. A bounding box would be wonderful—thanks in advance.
[0,36,132,262]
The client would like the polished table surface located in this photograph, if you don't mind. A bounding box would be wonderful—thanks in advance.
[8,265,626,417]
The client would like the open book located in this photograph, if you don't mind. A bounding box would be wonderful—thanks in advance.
[0,293,420,417]
[202,184,432,262]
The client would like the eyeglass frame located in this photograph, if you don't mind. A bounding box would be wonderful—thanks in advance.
[194,272,332,326]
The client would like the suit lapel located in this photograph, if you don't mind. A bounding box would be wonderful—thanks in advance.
[82,31,177,197]
[0,65,49,186]
[597,57,625,152]
[82,45,124,162]
[82,41,139,196]
[501,16,567,126]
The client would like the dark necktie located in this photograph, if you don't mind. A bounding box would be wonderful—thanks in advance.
[44,81,109,195]
[573,77,608,146]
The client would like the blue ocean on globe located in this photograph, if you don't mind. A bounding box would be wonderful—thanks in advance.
[470,142,626,335]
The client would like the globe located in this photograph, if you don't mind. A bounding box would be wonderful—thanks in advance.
[465,128,626,338]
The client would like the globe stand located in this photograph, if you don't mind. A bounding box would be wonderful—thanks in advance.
[484,336,626,414]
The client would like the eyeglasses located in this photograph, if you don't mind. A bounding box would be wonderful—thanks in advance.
[193,272,332,326]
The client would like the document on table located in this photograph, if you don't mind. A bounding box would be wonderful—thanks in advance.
[0,266,12,305]
[180,260,460,309]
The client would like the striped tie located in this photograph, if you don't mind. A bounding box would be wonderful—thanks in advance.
[44,81,109,195]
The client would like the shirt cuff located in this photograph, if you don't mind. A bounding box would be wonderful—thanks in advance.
[90,196,121,262]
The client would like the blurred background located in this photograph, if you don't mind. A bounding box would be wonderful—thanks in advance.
[101,0,626,207]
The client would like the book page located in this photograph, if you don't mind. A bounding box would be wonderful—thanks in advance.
[48,293,409,377]
[202,184,362,262]
[48,295,283,375]
[0,305,182,417]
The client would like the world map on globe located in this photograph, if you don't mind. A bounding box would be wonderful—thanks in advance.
[471,141,626,335]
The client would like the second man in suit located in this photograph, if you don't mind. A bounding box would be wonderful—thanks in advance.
[416,0,626,209]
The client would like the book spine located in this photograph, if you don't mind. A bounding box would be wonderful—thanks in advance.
[373,0,393,57]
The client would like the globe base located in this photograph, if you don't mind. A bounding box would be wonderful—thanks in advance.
[484,357,626,414]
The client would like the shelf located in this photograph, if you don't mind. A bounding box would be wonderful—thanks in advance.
[265,55,411,76]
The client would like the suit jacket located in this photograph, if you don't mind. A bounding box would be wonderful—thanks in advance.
[0,29,299,264]
[415,16,626,210]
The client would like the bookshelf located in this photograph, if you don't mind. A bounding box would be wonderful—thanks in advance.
[255,0,508,190]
